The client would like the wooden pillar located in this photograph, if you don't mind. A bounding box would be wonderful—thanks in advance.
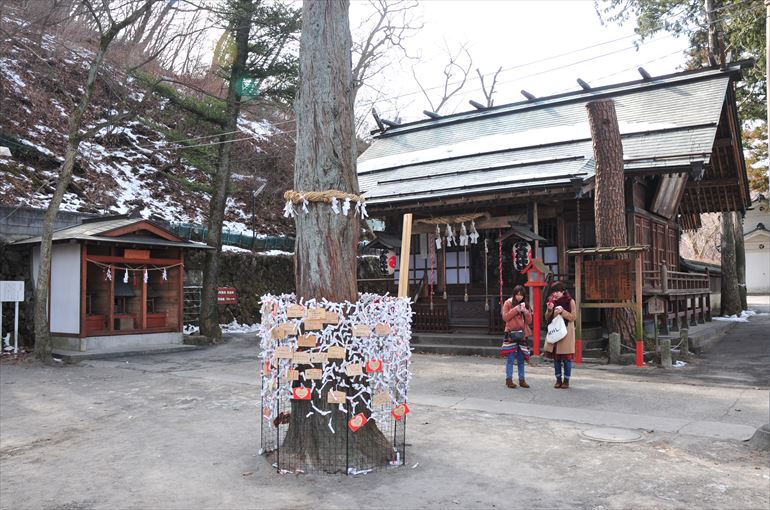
[690,295,698,327]
[177,262,184,331]
[140,265,147,330]
[533,201,540,256]
[706,292,712,321]
[80,244,87,338]
[556,215,568,277]
[660,298,670,335]
[635,254,644,367]
[397,214,413,299]
[698,294,705,323]
[683,296,690,329]
[574,254,582,364]
[671,298,680,331]
[108,264,114,333]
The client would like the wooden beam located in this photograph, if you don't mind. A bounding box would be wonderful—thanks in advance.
[88,255,182,265]
[557,214,568,275]
[80,244,87,338]
[533,201,539,255]
[397,214,413,298]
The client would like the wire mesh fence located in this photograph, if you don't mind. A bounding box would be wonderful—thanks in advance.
[259,294,411,475]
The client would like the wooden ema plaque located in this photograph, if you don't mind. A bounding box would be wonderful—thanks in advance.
[307,308,326,320]
[325,311,340,324]
[348,413,368,432]
[365,360,383,373]
[326,346,346,359]
[327,390,346,404]
[392,403,410,421]
[274,346,293,359]
[285,369,299,381]
[303,319,324,330]
[297,334,317,348]
[584,259,632,301]
[271,326,287,340]
[304,368,322,380]
[282,322,298,336]
[310,352,329,363]
[345,363,363,377]
[292,351,311,364]
[286,304,305,318]
[372,390,390,407]
[352,324,371,337]
[292,387,311,400]
[374,323,391,336]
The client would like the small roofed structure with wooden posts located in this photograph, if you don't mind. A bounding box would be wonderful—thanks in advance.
[357,62,751,344]
[13,214,213,354]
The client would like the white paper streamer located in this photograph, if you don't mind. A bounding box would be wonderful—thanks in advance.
[331,197,340,214]
[435,225,442,250]
[282,201,295,218]
[342,197,351,216]
[258,293,413,429]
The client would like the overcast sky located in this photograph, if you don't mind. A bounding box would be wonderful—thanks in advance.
[350,0,691,128]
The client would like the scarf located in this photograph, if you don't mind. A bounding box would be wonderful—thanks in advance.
[547,291,573,323]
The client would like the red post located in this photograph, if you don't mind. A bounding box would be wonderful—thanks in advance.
[635,339,644,367]
[575,338,582,364]
[532,286,541,356]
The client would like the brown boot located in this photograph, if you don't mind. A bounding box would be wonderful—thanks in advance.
[506,378,517,388]
[561,379,570,389]
[554,378,562,389]
[518,379,530,388]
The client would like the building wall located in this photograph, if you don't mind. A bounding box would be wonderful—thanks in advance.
[0,206,95,242]
[32,244,81,334]
[745,231,770,294]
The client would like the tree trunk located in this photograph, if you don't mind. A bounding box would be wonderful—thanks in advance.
[586,99,636,345]
[721,212,741,315]
[199,0,254,340]
[33,1,156,362]
[733,211,747,310]
[279,0,391,472]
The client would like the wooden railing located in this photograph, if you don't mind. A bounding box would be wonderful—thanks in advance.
[643,265,710,295]
[412,302,450,332]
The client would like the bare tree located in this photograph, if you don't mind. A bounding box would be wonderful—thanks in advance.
[477,66,502,107]
[32,0,160,362]
[350,0,421,97]
[412,43,472,114]
[198,0,255,341]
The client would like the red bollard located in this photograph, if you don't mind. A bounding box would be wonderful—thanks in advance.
[635,339,644,367]
[575,338,582,364]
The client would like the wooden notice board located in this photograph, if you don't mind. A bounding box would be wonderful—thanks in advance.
[584,259,632,301]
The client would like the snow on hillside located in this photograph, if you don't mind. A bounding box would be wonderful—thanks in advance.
[0,15,294,236]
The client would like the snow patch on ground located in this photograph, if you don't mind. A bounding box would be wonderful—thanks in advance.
[237,118,273,139]
[0,58,26,91]
[183,320,260,335]
[222,245,252,253]
[258,249,293,257]
[712,310,768,322]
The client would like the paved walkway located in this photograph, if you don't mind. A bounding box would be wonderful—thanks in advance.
[1,314,768,509]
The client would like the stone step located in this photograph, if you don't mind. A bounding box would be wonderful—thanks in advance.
[52,344,205,362]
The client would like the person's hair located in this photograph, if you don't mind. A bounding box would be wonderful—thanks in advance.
[550,281,566,293]
[512,285,527,301]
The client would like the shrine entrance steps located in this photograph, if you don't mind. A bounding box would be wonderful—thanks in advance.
[412,324,605,361]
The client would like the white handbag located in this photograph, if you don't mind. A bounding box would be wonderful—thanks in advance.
[546,315,568,344]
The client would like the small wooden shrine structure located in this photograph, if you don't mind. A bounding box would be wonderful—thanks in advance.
[14,214,212,352]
